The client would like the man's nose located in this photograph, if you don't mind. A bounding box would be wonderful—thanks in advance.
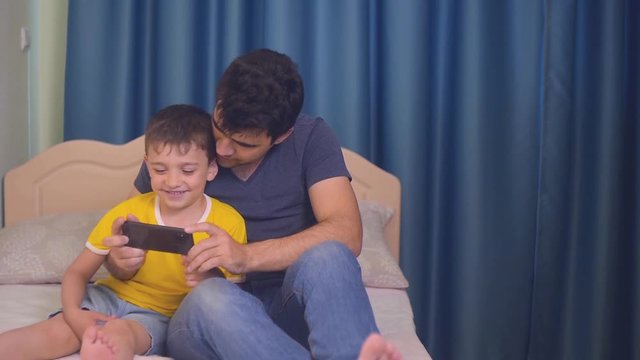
[216,138,234,157]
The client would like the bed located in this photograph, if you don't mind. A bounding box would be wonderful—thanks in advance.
[0,135,431,359]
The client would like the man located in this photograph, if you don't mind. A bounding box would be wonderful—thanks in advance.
[105,49,401,360]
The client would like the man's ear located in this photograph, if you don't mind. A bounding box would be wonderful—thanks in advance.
[273,127,294,145]
[207,159,219,181]
[214,102,222,123]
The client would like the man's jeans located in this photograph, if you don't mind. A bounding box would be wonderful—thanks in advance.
[166,241,379,359]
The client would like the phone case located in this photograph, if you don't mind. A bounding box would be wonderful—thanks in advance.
[122,221,194,255]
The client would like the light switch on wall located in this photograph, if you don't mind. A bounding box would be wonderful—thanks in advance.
[20,26,29,52]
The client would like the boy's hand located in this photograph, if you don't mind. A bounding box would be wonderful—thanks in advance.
[184,262,225,287]
[104,215,146,279]
[63,308,114,339]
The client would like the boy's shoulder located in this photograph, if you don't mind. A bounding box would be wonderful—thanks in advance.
[206,196,246,243]
[208,196,243,220]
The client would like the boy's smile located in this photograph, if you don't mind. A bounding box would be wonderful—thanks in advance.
[145,142,217,221]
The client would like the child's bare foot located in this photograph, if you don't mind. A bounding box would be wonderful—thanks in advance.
[358,333,403,360]
[80,325,117,360]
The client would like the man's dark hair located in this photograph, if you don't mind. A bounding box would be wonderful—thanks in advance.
[215,48,304,140]
[145,104,215,161]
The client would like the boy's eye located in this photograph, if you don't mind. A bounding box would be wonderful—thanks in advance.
[182,169,196,175]
[152,168,166,174]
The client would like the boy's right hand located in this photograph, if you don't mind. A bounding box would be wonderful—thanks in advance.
[103,215,146,279]
[63,308,114,339]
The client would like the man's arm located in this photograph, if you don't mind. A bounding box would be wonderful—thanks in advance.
[245,176,362,271]
[185,176,362,274]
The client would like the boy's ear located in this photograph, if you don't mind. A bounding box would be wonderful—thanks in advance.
[207,159,219,181]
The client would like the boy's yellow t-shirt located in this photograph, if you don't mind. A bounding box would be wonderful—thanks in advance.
[86,192,246,317]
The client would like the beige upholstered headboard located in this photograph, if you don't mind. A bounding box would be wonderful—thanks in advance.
[3,136,402,261]
[3,136,146,227]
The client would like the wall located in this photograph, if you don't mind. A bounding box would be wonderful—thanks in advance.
[29,0,67,155]
[0,0,67,227]
[0,0,29,227]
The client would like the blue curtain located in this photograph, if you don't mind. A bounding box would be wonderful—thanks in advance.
[65,1,640,359]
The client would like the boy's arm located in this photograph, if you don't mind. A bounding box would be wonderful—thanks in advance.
[103,205,146,281]
[61,248,112,339]
[105,162,150,279]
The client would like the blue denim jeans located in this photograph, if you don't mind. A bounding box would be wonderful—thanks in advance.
[166,241,379,360]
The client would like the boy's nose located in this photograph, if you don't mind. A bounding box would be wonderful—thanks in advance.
[166,170,181,186]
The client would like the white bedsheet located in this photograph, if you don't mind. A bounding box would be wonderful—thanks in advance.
[0,284,429,359]
[366,287,431,359]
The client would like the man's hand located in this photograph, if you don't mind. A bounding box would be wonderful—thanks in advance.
[103,215,146,280]
[183,222,248,275]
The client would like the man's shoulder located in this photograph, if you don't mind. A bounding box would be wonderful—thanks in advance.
[294,113,326,130]
[290,113,336,144]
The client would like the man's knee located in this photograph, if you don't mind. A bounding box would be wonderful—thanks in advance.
[290,241,360,283]
[180,277,239,315]
[300,241,356,266]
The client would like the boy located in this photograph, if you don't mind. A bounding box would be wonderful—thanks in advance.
[0,104,246,359]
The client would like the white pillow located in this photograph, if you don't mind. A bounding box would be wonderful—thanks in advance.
[0,211,109,284]
[0,204,409,289]
[357,201,409,289]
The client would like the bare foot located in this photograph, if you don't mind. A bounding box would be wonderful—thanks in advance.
[80,325,117,360]
[358,333,403,360]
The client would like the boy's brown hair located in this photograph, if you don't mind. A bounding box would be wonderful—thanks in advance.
[144,104,215,161]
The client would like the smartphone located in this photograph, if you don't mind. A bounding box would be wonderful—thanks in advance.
[121,221,194,255]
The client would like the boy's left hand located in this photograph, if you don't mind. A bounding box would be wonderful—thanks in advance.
[63,308,115,339]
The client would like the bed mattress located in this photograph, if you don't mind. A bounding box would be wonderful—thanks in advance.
[0,284,429,359]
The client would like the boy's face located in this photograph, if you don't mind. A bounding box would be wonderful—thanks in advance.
[145,142,217,215]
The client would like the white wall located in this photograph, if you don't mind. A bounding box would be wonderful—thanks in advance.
[0,0,67,227]
[29,0,67,155]
[0,0,29,227]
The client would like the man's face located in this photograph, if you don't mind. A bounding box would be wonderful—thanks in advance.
[211,109,276,171]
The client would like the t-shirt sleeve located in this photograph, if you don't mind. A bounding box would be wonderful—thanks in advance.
[227,217,247,245]
[85,198,141,255]
[133,161,153,193]
[86,209,120,255]
[302,118,351,188]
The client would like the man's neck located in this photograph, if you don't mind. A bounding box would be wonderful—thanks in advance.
[231,160,262,181]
